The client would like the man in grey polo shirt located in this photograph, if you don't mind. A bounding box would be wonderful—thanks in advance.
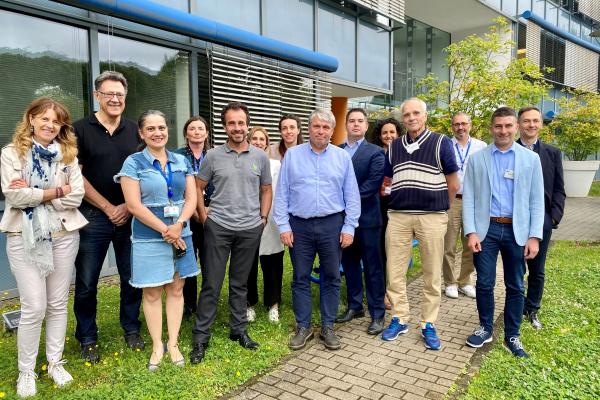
[190,102,272,364]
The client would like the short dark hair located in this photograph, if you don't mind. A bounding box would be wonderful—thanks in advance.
[221,102,250,127]
[491,106,517,123]
[278,114,302,133]
[372,117,402,147]
[517,106,542,119]
[345,107,368,122]
[183,115,212,150]
[95,71,128,92]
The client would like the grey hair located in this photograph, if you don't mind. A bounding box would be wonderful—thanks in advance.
[399,97,427,115]
[138,110,167,129]
[94,71,128,92]
[308,108,336,129]
[452,112,472,123]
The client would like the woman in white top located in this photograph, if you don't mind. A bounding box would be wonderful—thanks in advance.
[1,97,87,398]
[269,114,304,161]
[247,127,285,322]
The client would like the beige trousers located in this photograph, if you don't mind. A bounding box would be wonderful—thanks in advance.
[7,232,79,372]
[442,198,475,286]
[385,212,448,325]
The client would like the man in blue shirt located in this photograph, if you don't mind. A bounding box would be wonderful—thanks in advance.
[463,107,544,358]
[274,108,361,351]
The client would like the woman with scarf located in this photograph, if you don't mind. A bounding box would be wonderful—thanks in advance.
[175,116,214,317]
[1,97,87,397]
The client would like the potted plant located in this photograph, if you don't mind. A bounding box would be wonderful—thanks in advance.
[548,91,600,197]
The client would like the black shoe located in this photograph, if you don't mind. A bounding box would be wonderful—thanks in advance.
[526,311,543,330]
[189,342,208,364]
[81,343,101,364]
[124,333,145,350]
[289,327,314,350]
[229,331,259,350]
[367,318,385,335]
[320,326,341,350]
[335,308,365,323]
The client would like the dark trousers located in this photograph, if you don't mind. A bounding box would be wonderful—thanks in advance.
[524,226,553,313]
[74,204,142,345]
[341,227,386,319]
[473,221,525,339]
[183,218,205,312]
[289,213,344,329]
[247,251,285,308]
[192,219,263,345]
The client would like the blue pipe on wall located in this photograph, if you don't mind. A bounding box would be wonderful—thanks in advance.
[521,10,600,55]
[51,0,339,72]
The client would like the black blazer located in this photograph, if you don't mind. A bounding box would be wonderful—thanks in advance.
[517,138,566,230]
[340,141,385,229]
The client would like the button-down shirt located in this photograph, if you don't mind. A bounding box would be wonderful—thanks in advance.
[452,136,487,194]
[343,138,364,159]
[490,142,516,218]
[274,143,361,235]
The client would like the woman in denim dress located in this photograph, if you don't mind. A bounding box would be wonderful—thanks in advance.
[116,110,198,371]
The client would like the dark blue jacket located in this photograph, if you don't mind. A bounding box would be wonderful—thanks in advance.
[340,141,385,229]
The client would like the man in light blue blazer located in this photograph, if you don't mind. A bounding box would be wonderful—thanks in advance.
[462,107,544,358]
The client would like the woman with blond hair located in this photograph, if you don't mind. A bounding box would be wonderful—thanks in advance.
[1,97,87,397]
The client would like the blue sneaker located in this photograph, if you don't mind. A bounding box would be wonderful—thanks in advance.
[466,326,493,348]
[381,317,409,341]
[504,336,529,358]
[421,323,441,350]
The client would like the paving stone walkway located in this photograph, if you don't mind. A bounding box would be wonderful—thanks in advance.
[228,268,506,400]
[553,197,600,241]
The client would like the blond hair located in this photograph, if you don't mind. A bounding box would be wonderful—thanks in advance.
[12,97,78,164]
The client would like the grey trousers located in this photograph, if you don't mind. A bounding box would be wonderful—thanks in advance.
[192,219,263,344]
[8,232,79,372]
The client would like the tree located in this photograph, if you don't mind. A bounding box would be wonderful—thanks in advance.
[416,17,550,139]
[548,91,600,161]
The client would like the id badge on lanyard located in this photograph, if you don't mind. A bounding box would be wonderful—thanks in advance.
[153,160,180,218]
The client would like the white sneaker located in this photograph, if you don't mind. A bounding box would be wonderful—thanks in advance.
[246,306,256,322]
[459,285,477,298]
[48,360,73,387]
[16,371,37,398]
[268,306,279,322]
[445,284,458,299]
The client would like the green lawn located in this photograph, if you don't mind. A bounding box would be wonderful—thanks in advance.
[459,241,600,400]
[0,247,422,399]
[588,181,600,197]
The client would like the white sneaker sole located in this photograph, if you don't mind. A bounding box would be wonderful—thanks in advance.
[465,335,493,348]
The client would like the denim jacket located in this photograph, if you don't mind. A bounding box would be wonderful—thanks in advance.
[115,148,193,242]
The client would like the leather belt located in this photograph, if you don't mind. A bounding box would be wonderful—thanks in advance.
[490,217,512,224]
[455,194,463,199]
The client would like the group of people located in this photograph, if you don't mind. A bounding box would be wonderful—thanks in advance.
[1,70,565,398]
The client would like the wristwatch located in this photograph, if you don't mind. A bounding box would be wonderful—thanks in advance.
[176,219,188,228]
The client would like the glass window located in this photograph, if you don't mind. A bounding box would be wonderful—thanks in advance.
[0,9,89,148]
[558,10,570,32]
[192,0,260,34]
[152,0,188,11]
[263,0,313,50]
[581,24,591,42]
[532,0,545,16]
[569,18,580,38]
[502,0,518,16]
[517,0,531,15]
[98,34,190,149]
[545,1,558,25]
[357,20,390,89]
[318,3,356,82]
[486,0,502,9]
[540,30,565,83]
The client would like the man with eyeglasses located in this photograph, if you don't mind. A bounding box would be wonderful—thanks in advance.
[442,113,486,300]
[72,71,144,363]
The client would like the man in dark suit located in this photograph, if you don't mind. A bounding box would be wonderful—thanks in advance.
[517,106,566,330]
[336,108,386,335]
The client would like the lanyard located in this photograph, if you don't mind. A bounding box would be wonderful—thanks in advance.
[191,152,204,173]
[455,140,472,171]
[152,159,173,200]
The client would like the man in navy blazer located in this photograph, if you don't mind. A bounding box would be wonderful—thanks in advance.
[336,108,387,335]
[517,106,565,330]
[463,107,544,358]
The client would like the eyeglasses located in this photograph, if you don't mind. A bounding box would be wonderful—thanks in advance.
[97,91,126,100]
[452,122,470,127]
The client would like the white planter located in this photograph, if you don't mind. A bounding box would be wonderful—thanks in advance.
[562,160,600,197]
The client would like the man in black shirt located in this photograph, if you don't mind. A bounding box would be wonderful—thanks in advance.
[73,71,143,363]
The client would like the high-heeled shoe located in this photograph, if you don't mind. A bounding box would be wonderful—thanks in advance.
[168,343,185,367]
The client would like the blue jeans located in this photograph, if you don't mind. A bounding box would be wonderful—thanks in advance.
[341,226,385,319]
[289,213,344,329]
[473,221,525,339]
[74,204,142,345]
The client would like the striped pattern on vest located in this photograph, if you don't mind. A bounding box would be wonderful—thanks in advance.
[388,130,450,213]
